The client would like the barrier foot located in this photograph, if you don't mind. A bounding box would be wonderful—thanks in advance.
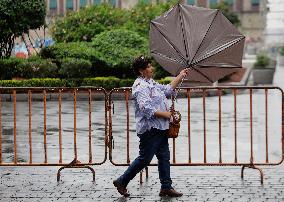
[241,165,264,185]
[145,166,149,179]
[140,170,143,184]
[57,159,95,182]
[139,166,149,184]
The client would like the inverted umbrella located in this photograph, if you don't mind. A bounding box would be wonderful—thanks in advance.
[150,3,245,83]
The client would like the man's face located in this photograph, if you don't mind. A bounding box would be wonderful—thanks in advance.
[140,63,154,79]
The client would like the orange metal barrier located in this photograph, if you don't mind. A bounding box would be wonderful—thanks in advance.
[0,87,108,181]
[1,86,283,184]
[108,86,284,184]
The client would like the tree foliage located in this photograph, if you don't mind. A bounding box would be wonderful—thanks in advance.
[51,1,179,42]
[0,0,46,58]
[51,3,128,42]
[122,1,178,38]
[213,1,240,26]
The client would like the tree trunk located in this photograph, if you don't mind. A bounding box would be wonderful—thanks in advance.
[0,34,15,59]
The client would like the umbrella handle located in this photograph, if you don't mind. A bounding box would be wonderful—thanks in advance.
[172,74,186,103]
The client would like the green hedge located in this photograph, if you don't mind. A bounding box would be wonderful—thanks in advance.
[17,57,58,78]
[40,42,95,60]
[0,57,24,79]
[91,29,148,69]
[82,77,120,89]
[0,57,58,79]
[0,77,171,88]
[59,58,92,78]
[0,78,65,87]
[41,29,149,78]
[158,77,172,84]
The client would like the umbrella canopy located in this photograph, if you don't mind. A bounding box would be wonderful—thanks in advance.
[150,3,245,83]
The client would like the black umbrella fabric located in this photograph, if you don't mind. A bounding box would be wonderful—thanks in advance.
[150,3,245,83]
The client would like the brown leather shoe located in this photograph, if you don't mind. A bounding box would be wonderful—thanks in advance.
[113,180,130,197]
[159,189,183,197]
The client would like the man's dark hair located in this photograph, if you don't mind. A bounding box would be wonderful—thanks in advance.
[132,55,151,76]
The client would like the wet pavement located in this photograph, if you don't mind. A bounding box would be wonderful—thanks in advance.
[0,162,284,201]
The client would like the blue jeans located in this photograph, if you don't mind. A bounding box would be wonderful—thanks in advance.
[116,128,172,190]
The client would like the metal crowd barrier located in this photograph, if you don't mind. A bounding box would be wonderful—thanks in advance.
[108,86,284,184]
[0,87,108,181]
[0,86,283,184]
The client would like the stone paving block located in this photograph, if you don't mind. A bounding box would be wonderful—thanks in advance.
[1,165,284,201]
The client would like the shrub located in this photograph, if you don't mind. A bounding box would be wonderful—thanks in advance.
[81,77,120,89]
[253,53,271,68]
[0,57,24,79]
[279,47,284,56]
[91,29,148,77]
[40,42,95,60]
[0,78,66,87]
[119,79,135,87]
[59,58,92,78]
[21,78,66,87]
[16,56,58,78]
[50,3,128,42]
[153,64,171,79]
[0,80,23,87]
[159,77,172,84]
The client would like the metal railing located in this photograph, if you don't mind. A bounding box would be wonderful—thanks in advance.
[0,87,108,181]
[0,86,283,184]
[108,86,284,184]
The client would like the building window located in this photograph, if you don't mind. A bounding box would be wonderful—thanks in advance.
[139,0,150,4]
[93,0,101,5]
[224,0,234,6]
[66,0,73,9]
[108,0,116,7]
[209,0,218,7]
[80,0,88,8]
[50,0,57,9]
[251,0,260,6]
[187,0,195,5]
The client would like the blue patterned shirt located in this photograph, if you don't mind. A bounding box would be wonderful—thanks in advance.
[132,77,176,135]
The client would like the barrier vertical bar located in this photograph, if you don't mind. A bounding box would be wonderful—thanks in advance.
[28,90,32,163]
[58,90,62,163]
[187,89,191,163]
[282,92,284,161]
[234,89,238,163]
[88,89,93,163]
[265,89,269,163]
[203,89,207,163]
[43,90,47,163]
[250,89,253,163]
[218,89,222,163]
[173,138,176,164]
[0,93,2,163]
[13,90,17,164]
[125,90,130,164]
[74,89,77,160]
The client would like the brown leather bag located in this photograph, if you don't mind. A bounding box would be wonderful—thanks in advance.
[168,119,180,138]
[168,99,181,138]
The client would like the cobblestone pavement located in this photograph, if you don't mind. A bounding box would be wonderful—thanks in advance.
[0,162,284,202]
